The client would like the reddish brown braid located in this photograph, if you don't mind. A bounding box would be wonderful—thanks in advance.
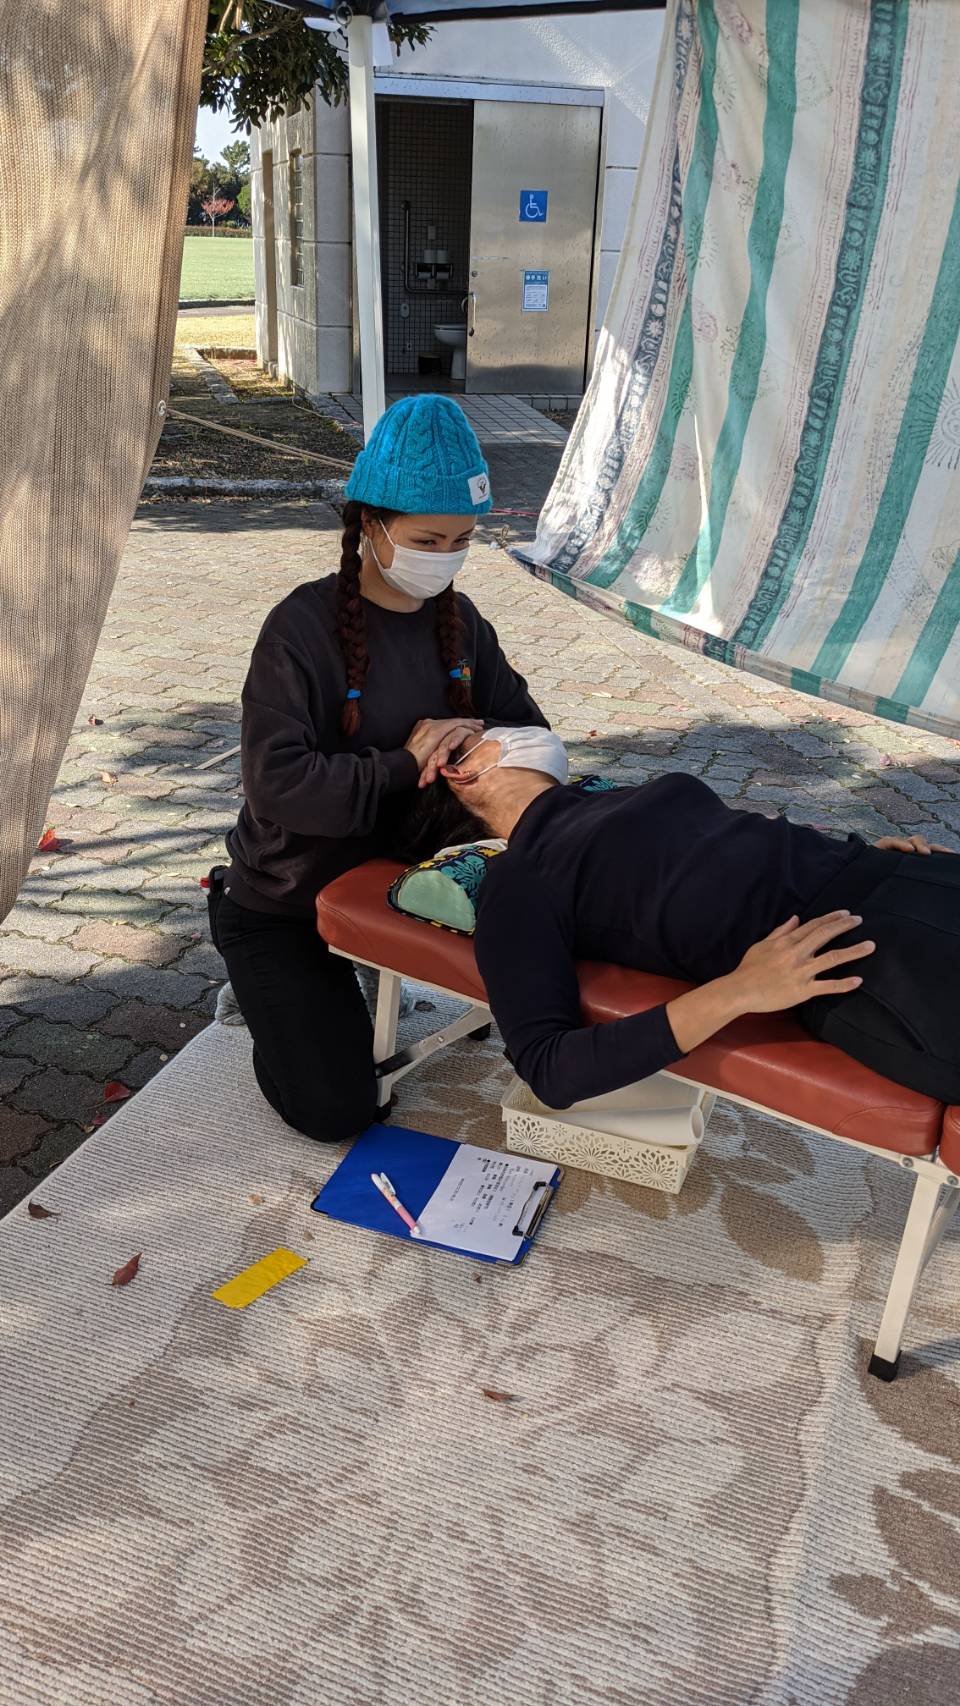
[336,501,477,733]
[436,582,476,717]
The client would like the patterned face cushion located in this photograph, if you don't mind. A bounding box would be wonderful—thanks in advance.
[387,776,622,936]
[388,844,504,936]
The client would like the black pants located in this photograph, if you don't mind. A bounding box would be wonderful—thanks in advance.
[207,869,378,1143]
[798,846,960,1104]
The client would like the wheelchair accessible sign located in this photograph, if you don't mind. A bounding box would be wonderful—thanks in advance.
[519,189,548,223]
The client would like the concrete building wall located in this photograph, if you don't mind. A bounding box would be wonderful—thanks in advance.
[251,99,353,392]
[251,12,665,396]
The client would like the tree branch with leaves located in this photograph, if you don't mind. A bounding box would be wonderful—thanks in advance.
[202,2,431,133]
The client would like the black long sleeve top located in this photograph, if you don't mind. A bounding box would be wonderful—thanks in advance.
[473,775,864,1108]
[226,575,546,914]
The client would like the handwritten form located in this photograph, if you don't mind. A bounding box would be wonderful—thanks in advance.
[415,1146,554,1261]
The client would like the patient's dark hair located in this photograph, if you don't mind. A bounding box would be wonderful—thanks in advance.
[384,780,489,867]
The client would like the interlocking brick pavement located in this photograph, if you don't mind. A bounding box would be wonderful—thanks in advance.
[1,495,958,1212]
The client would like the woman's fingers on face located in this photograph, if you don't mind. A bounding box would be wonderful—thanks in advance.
[427,725,476,764]
[440,725,480,755]
[421,744,455,786]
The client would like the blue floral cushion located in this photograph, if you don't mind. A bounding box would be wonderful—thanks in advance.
[387,775,622,936]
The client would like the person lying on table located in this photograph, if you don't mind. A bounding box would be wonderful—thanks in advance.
[389,726,960,1110]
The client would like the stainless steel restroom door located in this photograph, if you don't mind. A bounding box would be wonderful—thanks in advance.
[466,100,601,394]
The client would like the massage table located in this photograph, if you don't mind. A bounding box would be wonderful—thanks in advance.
[317,860,960,1381]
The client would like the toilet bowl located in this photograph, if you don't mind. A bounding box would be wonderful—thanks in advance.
[434,323,467,381]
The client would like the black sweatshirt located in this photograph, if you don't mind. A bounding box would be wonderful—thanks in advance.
[473,775,865,1109]
[225,575,546,914]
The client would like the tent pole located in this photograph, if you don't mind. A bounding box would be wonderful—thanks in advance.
[347,13,387,440]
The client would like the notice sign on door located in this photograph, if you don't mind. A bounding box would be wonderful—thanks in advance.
[519,190,548,223]
[522,270,550,313]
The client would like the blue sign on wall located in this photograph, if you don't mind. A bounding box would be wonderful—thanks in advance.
[519,190,548,223]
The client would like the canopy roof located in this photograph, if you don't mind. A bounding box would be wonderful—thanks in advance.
[276,0,663,20]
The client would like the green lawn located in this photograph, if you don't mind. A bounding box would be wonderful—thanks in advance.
[179,235,254,304]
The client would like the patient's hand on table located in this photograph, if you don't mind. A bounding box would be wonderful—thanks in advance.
[873,834,955,855]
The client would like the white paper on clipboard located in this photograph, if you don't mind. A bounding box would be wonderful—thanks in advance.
[415,1145,554,1261]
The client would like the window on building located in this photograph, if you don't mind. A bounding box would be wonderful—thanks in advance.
[289,151,304,288]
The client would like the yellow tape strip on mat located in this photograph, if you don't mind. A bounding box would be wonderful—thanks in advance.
[212,1248,308,1310]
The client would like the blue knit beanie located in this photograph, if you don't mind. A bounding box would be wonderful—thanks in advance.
[345,395,493,515]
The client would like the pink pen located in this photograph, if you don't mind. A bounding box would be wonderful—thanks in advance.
[371,1172,421,1237]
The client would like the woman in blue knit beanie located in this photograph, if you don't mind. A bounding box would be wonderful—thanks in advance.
[208,395,547,1143]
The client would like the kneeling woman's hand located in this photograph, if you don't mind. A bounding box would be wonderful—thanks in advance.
[729,911,875,1012]
[404,717,483,788]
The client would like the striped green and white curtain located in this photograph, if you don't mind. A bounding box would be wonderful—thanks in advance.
[521,0,960,737]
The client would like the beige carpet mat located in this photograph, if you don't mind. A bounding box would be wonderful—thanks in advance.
[1,1004,959,1706]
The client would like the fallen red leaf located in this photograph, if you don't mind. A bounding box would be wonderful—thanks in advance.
[87,715,104,726]
[90,1111,111,1130]
[37,828,63,852]
[103,1080,132,1103]
[587,729,599,738]
[100,770,118,785]
[199,875,210,890]
[481,1389,516,1402]
[27,1201,59,1220]
[112,1253,141,1287]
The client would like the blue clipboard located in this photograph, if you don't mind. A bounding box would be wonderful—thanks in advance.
[311,1124,561,1265]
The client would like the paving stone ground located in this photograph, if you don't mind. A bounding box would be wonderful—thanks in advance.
[2,497,959,1214]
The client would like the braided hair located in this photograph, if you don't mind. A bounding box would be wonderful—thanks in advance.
[337,499,477,736]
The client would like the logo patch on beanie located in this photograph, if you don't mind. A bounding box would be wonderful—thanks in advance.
[468,474,490,505]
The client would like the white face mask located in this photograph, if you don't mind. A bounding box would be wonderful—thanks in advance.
[455,725,570,785]
[370,523,469,600]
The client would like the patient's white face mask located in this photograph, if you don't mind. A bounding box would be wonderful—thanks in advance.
[455,725,570,785]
